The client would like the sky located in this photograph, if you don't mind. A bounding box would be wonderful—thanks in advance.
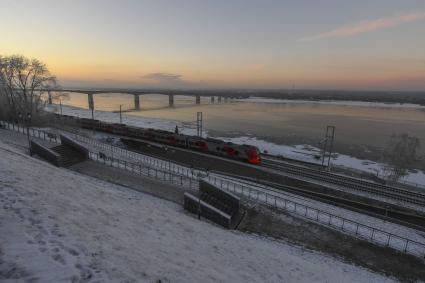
[1,0,425,91]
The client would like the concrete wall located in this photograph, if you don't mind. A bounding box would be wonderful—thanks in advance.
[184,193,231,229]
[200,180,240,215]
[30,140,62,167]
[60,134,89,159]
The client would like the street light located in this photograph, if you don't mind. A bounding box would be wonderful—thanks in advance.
[18,113,22,129]
[26,112,32,155]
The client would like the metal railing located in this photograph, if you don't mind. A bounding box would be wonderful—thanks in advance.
[89,151,199,190]
[0,121,60,143]
[0,120,200,189]
[208,175,425,259]
[333,162,425,190]
[70,133,200,177]
[396,179,425,190]
[2,119,425,259]
[0,120,206,178]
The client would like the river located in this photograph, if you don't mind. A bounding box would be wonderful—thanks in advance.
[56,92,425,160]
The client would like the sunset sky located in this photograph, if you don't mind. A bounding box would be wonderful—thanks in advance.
[1,0,425,90]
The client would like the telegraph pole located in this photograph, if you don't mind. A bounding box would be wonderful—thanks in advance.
[91,107,95,135]
[321,125,336,171]
[196,112,203,137]
[119,104,123,124]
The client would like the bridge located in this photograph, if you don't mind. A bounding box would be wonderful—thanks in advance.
[44,88,243,110]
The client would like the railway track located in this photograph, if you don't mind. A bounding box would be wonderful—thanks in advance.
[261,157,425,207]
[216,173,425,231]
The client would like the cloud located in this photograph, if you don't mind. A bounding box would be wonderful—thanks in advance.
[139,72,184,84]
[300,11,425,42]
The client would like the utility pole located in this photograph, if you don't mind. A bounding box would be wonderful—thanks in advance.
[196,112,203,137]
[91,107,95,135]
[59,98,63,129]
[119,104,123,124]
[321,125,336,171]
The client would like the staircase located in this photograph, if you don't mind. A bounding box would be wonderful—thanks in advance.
[51,145,86,167]
[183,180,242,229]
[200,192,234,216]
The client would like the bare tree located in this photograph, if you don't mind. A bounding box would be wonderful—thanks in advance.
[381,133,420,182]
[0,54,58,119]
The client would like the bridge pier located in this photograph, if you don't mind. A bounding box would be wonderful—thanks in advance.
[134,94,140,110]
[211,96,215,103]
[196,95,201,105]
[88,93,94,110]
[169,94,174,107]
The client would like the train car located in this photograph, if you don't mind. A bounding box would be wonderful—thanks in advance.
[240,144,261,165]
[187,136,209,152]
[80,118,100,129]
[68,115,261,165]
[203,138,261,164]
[127,125,144,139]
[98,122,115,133]
[110,123,128,136]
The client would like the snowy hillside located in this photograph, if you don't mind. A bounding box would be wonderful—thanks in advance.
[0,140,395,282]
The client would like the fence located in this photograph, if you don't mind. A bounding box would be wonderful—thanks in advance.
[2,119,425,258]
[396,179,425,190]
[0,120,199,189]
[88,151,198,190]
[207,175,425,259]
[66,131,207,178]
[0,121,60,143]
[0,120,206,177]
[334,162,425,190]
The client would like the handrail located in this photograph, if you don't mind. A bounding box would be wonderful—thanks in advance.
[0,120,199,189]
[88,151,199,190]
[2,119,424,259]
[207,174,425,259]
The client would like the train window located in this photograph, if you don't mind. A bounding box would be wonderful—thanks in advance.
[216,147,220,150]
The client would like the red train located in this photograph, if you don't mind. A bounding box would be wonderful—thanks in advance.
[76,117,261,164]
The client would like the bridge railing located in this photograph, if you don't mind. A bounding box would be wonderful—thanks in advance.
[207,174,425,259]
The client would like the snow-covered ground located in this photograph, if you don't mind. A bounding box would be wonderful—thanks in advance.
[0,140,398,282]
[44,104,425,187]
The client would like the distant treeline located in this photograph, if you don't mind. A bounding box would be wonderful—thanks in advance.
[244,90,425,105]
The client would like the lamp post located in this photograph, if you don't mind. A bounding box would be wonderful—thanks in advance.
[18,113,22,131]
[26,112,32,155]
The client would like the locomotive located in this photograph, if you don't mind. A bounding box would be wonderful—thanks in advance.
[73,117,261,165]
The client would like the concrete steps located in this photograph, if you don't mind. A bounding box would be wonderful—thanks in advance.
[51,145,85,167]
[200,192,233,216]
